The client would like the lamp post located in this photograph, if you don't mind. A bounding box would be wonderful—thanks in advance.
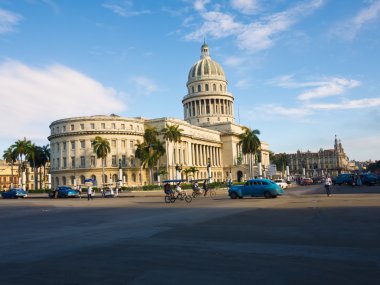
[175,164,182,180]
[207,158,211,182]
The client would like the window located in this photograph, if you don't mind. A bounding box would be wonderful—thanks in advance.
[63,142,66,151]
[122,155,126,166]
[71,124,74,131]
[192,86,194,93]
[213,84,216,91]
[130,124,133,130]
[205,84,209,91]
[71,141,75,150]
[80,176,85,185]
[90,156,96,167]
[71,176,75,185]
[122,140,126,148]
[80,124,84,130]
[121,124,125,129]
[137,125,140,131]
[91,123,95,129]
[111,123,116,129]
[71,157,75,168]
[112,155,117,166]
[63,157,67,169]
[111,140,116,148]
[198,85,201,92]
[57,158,60,169]
[62,176,66,185]
[80,156,85,168]
[80,140,85,149]
[130,141,134,149]
[63,125,66,132]
[101,123,105,129]
[132,173,136,182]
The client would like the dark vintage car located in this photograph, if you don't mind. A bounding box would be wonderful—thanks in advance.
[1,188,27,199]
[49,186,80,198]
[360,173,379,185]
[300,178,313,186]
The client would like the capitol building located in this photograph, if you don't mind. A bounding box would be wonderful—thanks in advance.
[48,44,270,188]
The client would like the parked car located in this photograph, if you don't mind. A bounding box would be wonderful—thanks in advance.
[360,173,379,185]
[103,187,115,198]
[228,179,284,199]
[332,174,353,185]
[300,178,313,186]
[274,179,288,189]
[1,188,27,199]
[49,186,80,198]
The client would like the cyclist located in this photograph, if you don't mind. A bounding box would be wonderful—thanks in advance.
[192,181,201,195]
[203,180,209,197]
[164,183,174,197]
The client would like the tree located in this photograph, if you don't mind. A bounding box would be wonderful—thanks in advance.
[184,166,198,181]
[3,147,17,188]
[161,124,183,179]
[276,153,288,176]
[135,127,166,184]
[91,136,111,187]
[26,144,44,190]
[41,145,50,189]
[11,138,32,188]
[238,127,261,179]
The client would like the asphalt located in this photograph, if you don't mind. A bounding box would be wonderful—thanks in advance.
[0,184,379,285]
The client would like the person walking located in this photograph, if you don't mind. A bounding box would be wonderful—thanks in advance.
[87,185,93,201]
[325,176,332,197]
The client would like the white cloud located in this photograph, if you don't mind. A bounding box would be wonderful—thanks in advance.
[253,104,313,119]
[0,8,22,34]
[223,56,246,67]
[194,0,210,12]
[185,0,324,53]
[235,79,251,89]
[230,0,258,15]
[103,1,150,17]
[298,78,360,101]
[332,0,380,40]
[307,97,380,110]
[0,60,126,140]
[130,76,159,96]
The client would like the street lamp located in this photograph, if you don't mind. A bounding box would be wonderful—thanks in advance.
[175,164,182,180]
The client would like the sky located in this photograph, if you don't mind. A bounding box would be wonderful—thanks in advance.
[0,0,379,161]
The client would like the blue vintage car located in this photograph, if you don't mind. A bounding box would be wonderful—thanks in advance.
[1,188,27,199]
[228,179,284,199]
[332,174,353,185]
[49,186,80,198]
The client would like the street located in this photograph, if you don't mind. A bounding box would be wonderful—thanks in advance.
[0,184,380,284]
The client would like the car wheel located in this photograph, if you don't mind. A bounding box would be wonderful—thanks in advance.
[264,191,272,199]
[230,192,238,199]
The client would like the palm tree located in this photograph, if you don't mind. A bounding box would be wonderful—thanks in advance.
[26,144,44,190]
[238,127,261,179]
[135,127,166,184]
[161,124,183,179]
[184,166,198,181]
[3,147,17,188]
[277,153,288,177]
[12,138,32,188]
[91,136,111,187]
[41,145,50,189]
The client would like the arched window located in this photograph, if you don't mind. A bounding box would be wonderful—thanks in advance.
[62,176,66,185]
[80,175,85,185]
[192,86,194,93]
[220,84,222,91]
[213,84,216,91]
[205,84,209,91]
[198,85,201,92]
[139,173,142,182]
[70,176,75,185]
[132,173,136,182]
[55,177,59,187]
[112,174,118,183]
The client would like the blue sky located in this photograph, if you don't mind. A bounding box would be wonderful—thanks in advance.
[0,0,379,161]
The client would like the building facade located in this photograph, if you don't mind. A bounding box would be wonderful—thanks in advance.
[286,135,350,177]
[48,44,269,188]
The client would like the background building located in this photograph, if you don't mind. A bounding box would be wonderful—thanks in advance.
[48,44,269,188]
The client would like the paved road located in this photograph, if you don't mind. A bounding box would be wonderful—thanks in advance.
[1,185,379,284]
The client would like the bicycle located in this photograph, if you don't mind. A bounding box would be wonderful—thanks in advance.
[192,189,216,198]
[164,191,192,203]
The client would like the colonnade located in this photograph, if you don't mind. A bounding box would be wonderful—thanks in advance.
[190,143,221,167]
[184,98,233,119]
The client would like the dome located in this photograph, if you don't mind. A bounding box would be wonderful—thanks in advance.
[187,43,226,83]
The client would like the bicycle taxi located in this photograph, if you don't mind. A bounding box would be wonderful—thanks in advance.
[163,179,192,203]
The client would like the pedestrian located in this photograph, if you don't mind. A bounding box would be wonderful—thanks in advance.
[87,185,93,201]
[325,176,332,197]
[203,180,209,197]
